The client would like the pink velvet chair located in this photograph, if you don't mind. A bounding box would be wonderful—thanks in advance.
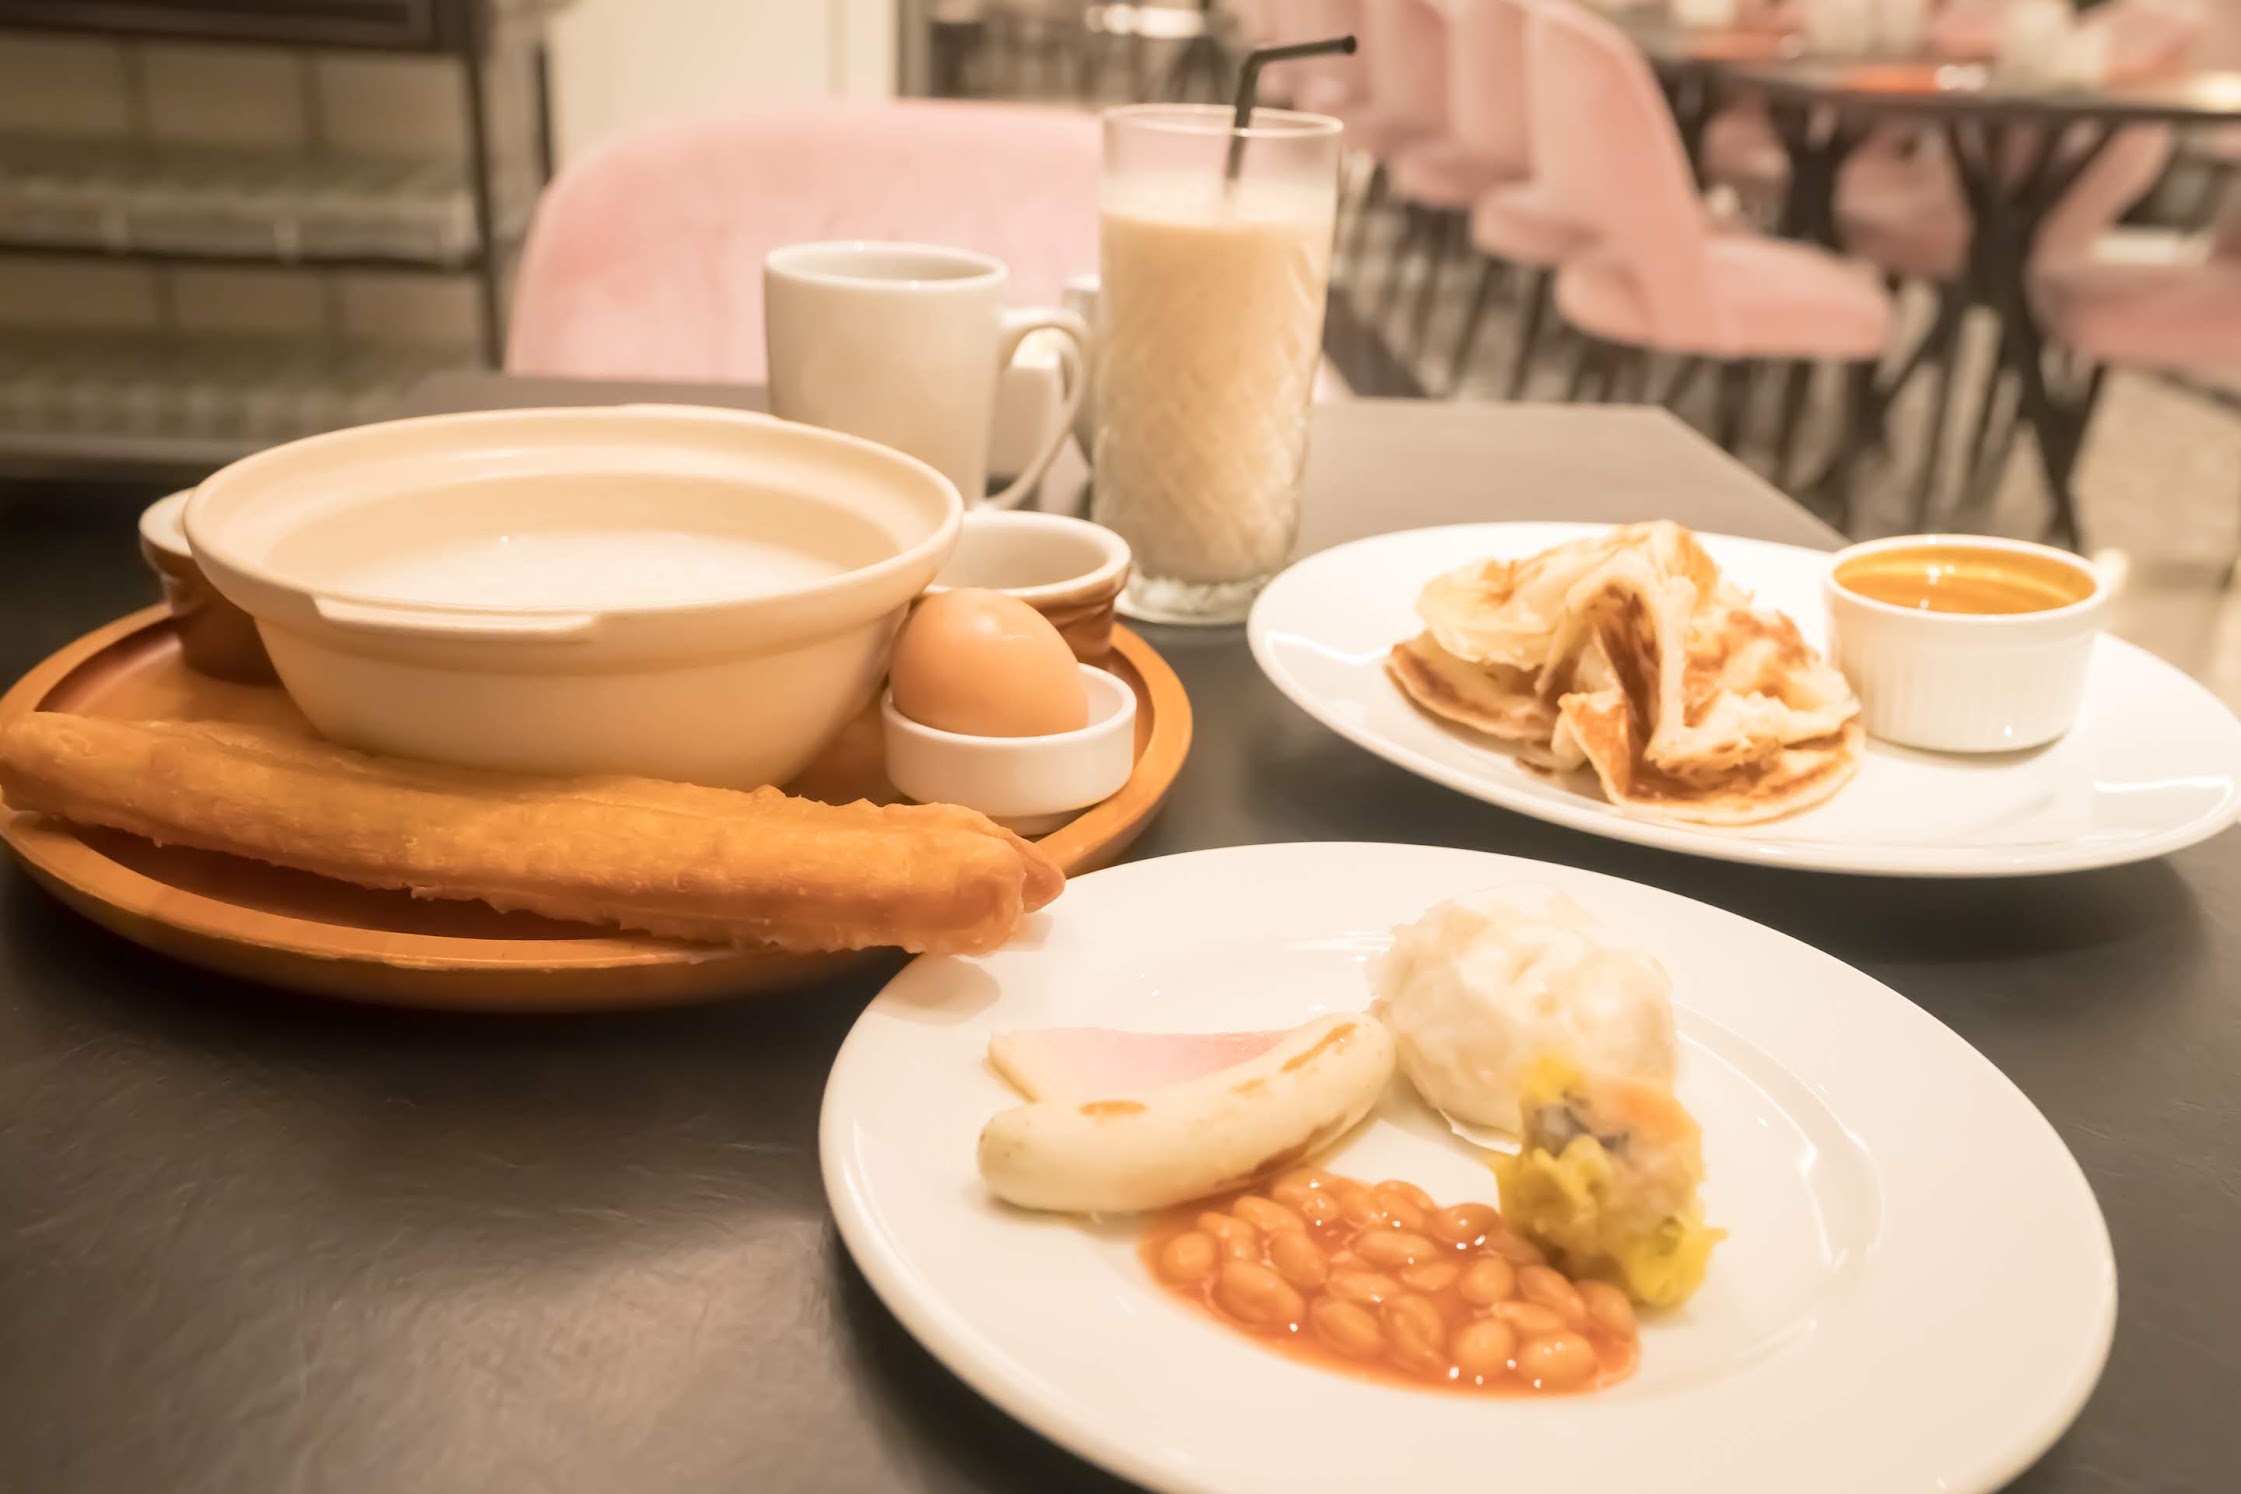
[1332,0,1447,159]
[1701,98,1791,210]
[1386,0,1534,350]
[1841,0,2206,286]
[2098,0,2209,79]
[1233,0,1345,105]
[1231,0,1286,97]
[1533,0,1894,509]
[1927,0,2011,61]
[1232,0,1276,45]
[508,102,1100,385]
[2012,129,2220,543]
[2037,238,2241,373]
[1335,0,1451,275]
[1281,0,1369,114]
[1840,116,2176,528]
[2174,0,2241,218]
[1453,0,1597,398]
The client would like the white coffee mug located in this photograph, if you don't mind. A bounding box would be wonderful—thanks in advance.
[1060,271,1101,463]
[765,241,1088,509]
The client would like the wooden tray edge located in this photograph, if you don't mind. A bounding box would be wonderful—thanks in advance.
[0,610,1189,1003]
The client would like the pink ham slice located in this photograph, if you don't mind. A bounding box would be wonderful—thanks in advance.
[988,1026,1289,1102]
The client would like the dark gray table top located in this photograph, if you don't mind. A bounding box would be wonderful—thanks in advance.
[1,386,2233,1493]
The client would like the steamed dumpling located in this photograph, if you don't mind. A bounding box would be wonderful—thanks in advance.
[1370,885,1676,1132]
[1493,1056,1723,1307]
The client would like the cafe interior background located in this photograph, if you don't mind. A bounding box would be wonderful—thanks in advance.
[3,5,2239,1492]
[1,0,2239,713]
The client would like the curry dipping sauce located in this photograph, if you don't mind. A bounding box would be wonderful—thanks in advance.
[1832,543,2097,616]
[1141,1170,1639,1396]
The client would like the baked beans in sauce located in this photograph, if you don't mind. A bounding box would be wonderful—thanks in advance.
[1140,1169,1638,1395]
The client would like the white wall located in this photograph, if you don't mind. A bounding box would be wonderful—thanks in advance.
[551,0,898,162]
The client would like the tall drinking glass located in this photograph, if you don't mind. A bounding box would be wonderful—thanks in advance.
[1092,104,1342,625]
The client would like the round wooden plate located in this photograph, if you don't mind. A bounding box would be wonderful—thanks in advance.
[0,607,1192,1011]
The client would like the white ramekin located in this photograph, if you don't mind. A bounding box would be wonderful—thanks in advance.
[881,665,1136,833]
[926,509,1132,660]
[185,404,962,788]
[1824,534,2106,754]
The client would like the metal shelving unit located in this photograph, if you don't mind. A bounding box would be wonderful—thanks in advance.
[0,0,562,474]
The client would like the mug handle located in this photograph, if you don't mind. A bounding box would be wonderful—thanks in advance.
[985,306,1089,511]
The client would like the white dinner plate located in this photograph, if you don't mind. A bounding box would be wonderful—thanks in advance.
[821,843,2115,1494]
[1247,523,2241,875]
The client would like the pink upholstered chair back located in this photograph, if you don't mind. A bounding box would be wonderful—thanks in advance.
[1450,0,1532,176]
[1261,0,1361,43]
[2036,124,2175,265]
[1362,0,1452,137]
[2087,0,2208,79]
[507,102,1101,384]
[1529,0,1721,347]
[1261,0,1366,111]
[2206,0,2241,65]
[1299,0,1366,41]
[1928,0,2010,61]
[1245,0,1356,57]
[1275,0,1368,106]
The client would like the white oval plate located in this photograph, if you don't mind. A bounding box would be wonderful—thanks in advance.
[821,844,2115,1494]
[1248,523,2241,875]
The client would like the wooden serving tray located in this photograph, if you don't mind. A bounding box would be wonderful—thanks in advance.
[0,607,1192,1011]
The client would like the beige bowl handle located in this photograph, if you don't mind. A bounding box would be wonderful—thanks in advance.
[312,597,600,641]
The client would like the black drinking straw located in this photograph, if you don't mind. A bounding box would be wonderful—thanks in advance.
[1224,36,1359,186]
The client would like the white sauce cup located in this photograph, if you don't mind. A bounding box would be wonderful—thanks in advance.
[1824,533,2106,754]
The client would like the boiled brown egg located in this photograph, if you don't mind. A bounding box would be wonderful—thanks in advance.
[890,589,1089,737]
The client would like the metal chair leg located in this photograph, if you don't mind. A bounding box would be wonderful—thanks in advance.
[1344,163,1389,277]
[1563,338,1606,403]
[2040,363,2108,548]
[1382,204,1426,316]
[1410,211,1461,354]
[1771,361,1813,490]
[1445,256,1503,397]
[1588,345,1623,404]
[1956,311,2016,522]
[1712,361,1753,452]
[1506,268,1553,400]
[1612,348,1651,404]
[1817,360,1877,533]
[1969,372,2023,520]
[1911,287,1970,530]
[1653,355,1704,408]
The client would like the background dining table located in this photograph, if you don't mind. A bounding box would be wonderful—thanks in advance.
[0,383,2236,1493]
[1621,19,2241,546]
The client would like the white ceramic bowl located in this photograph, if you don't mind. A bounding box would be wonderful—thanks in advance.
[185,404,963,788]
[881,665,1136,832]
[1824,533,2107,754]
[927,509,1132,659]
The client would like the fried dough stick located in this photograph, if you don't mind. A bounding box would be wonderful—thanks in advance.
[0,714,1064,955]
